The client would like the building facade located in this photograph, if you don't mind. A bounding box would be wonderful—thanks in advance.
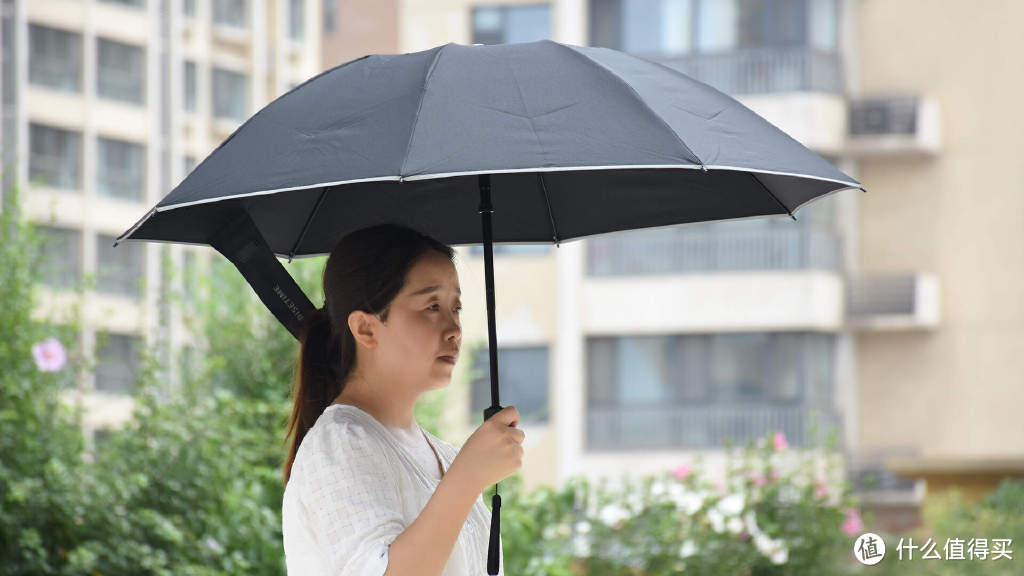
[1,0,320,437]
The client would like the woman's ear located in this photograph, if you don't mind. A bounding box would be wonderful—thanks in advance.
[347,310,379,350]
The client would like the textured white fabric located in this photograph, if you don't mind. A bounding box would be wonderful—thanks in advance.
[385,420,443,483]
[283,404,504,576]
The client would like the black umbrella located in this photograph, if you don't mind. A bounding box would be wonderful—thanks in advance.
[115,40,865,574]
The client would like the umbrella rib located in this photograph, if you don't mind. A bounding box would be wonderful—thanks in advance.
[287,186,331,262]
[536,172,560,246]
[748,171,797,221]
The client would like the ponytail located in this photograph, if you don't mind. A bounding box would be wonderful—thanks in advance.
[282,304,345,485]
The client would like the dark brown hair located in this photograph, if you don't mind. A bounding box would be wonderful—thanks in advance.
[282,223,455,485]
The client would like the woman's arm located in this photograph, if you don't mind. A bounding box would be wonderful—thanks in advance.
[383,469,480,576]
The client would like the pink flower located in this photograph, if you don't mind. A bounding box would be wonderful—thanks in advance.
[749,473,766,487]
[738,531,750,542]
[841,507,863,537]
[772,431,789,452]
[32,337,66,372]
[814,477,828,499]
[768,469,780,481]
[715,481,727,496]
[673,464,693,480]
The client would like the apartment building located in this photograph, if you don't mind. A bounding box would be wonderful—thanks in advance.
[0,0,320,437]
[337,0,1023,534]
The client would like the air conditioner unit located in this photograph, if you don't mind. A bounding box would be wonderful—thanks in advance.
[846,96,940,157]
[846,272,940,330]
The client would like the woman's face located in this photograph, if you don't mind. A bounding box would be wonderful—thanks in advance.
[375,250,462,389]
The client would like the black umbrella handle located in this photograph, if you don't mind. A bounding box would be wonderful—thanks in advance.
[487,491,502,575]
[483,403,504,575]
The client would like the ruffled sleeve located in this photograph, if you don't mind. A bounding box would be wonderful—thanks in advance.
[292,416,407,576]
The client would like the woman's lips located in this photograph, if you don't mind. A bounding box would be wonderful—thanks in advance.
[438,356,456,364]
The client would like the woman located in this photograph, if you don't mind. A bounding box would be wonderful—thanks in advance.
[281,223,524,576]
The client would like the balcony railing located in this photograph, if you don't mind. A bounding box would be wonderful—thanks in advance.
[647,48,844,95]
[586,226,842,276]
[587,404,842,450]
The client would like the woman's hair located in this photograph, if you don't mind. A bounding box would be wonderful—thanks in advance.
[282,223,455,485]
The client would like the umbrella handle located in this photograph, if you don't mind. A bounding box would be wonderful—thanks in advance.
[483,403,504,575]
[487,492,502,575]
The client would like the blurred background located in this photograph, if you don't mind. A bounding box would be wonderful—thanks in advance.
[2,0,1022,573]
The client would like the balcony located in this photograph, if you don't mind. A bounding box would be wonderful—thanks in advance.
[586,225,842,276]
[647,47,844,95]
[587,404,843,450]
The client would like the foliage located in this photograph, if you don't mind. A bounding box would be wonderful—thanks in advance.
[867,478,1024,575]
[5,178,1020,574]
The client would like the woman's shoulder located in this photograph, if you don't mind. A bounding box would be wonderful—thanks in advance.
[294,406,390,472]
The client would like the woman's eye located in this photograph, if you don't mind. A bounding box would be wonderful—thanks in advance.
[429,304,462,314]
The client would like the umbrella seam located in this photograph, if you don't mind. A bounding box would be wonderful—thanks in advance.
[553,41,706,169]
[505,56,551,168]
[537,173,560,245]
[398,44,449,180]
[287,186,332,262]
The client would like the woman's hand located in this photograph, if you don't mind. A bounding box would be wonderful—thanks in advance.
[448,406,525,492]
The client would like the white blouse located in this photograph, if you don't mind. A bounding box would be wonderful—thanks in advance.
[282,404,505,576]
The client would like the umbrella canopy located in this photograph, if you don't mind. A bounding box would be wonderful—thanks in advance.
[114,39,865,575]
[116,39,862,278]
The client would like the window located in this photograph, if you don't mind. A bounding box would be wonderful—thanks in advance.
[183,0,196,18]
[29,123,81,191]
[35,225,82,290]
[624,0,693,55]
[323,0,335,34]
[593,0,835,54]
[809,0,837,50]
[96,37,145,104]
[695,0,737,51]
[97,136,145,201]
[96,232,144,298]
[94,331,141,394]
[471,4,551,45]
[213,0,248,28]
[29,24,81,93]
[183,60,196,112]
[737,0,807,49]
[212,67,248,122]
[586,332,836,448]
[289,0,305,41]
[469,244,551,256]
[470,346,550,425]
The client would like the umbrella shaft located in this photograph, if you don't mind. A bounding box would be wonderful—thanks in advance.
[478,175,502,417]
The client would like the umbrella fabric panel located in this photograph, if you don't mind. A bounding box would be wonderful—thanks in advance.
[401,42,701,176]
[565,43,851,184]
[154,46,443,210]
